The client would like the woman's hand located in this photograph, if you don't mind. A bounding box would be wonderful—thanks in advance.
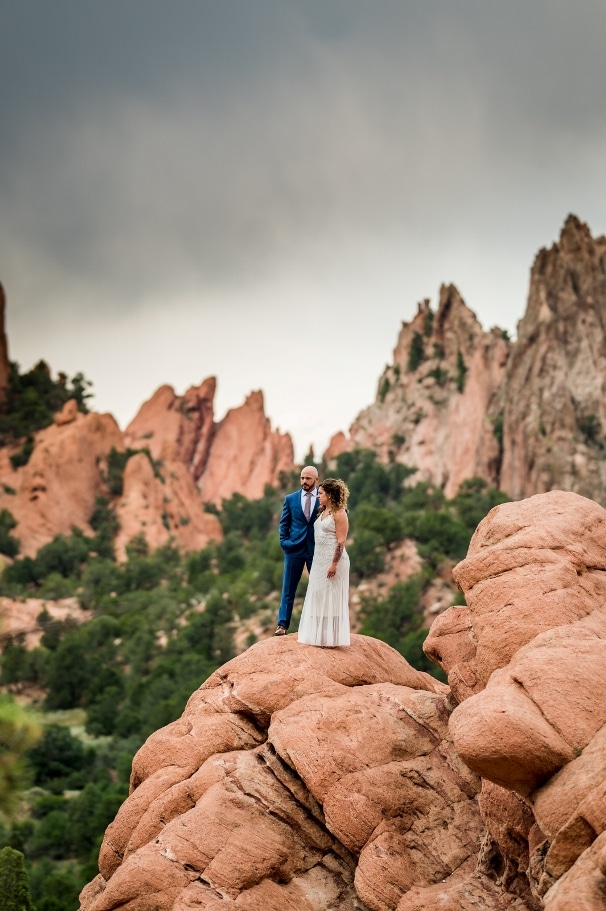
[327,562,337,578]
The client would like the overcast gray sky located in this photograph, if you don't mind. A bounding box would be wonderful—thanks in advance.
[1,1,605,460]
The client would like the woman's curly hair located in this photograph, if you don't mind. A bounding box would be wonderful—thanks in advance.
[319,477,350,513]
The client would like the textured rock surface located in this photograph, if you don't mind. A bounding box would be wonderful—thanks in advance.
[123,381,294,549]
[0,410,124,556]
[0,355,292,557]
[114,452,222,561]
[0,596,88,649]
[450,490,606,686]
[500,215,606,503]
[124,379,217,481]
[197,391,294,505]
[326,216,606,509]
[426,489,606,910]
[81,490,606,910]
[79,636,496,911]
[328,285,509,498]
[126,382,294,506]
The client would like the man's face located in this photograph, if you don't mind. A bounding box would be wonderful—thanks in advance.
[300,470,317,491]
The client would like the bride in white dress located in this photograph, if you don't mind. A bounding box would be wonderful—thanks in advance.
[297,478,350,648]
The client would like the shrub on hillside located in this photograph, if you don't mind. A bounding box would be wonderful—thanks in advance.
[0,508,19,558]
[0,361,92,446]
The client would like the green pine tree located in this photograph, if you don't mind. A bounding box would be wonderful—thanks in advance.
[0,846,34,911]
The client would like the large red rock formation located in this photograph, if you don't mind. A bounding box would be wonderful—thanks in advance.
[499,215,606,502]
[425,489,606,909]
[113,453,222,562]
[0,403,124,557]
[125,381,294,507]
[327,216,606,508]
[326,284,510,498]
[81,489,606,910]
[0,362,293,557]
[197,391,294,505]
[80,637,501,911]
[124,379,216,481]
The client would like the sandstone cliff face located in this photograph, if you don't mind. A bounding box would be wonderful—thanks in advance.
[327,285,510,498]
[197,391,294,505]
[0,404,124,557]
[113,453,222,562]
[0,360,293,557]
[81,639,487,911]
[425,489,606,909]
[327,216,606,508]
[125,381,294,507]
[81,490,606,910]
[499,215,606,502]
[124,379,216,481]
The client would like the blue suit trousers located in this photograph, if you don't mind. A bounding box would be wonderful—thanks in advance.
[277,550,313,629]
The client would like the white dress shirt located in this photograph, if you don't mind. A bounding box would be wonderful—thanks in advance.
[301,488,318,516]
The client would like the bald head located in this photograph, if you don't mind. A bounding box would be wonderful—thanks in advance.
[300,465,318,491]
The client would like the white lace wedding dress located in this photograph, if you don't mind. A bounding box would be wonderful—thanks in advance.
[297,512,350,647]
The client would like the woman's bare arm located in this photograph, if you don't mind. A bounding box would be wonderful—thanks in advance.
[327,509,349,577]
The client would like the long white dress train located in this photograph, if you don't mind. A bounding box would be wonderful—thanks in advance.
[297,512,350,647]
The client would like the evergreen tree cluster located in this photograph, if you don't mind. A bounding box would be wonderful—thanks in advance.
[0,361,93,469]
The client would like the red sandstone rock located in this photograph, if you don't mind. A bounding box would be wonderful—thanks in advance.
[500,215,606,504]
[114,453,222,560]
[422,605,481,702]
[425,489,606,909]
[0,411,124,556]
[324,430,353,462]
[54,398,79,425]
[0,596,88,649]
[126,381,295,509]
[451,490,606,686]
[478,781,538,901]
[124,379,216,480]
[326,285,510,497]
[197,391,294,505]
[81,636,475,911]
[543,830,606,911]
[81,487,606,910]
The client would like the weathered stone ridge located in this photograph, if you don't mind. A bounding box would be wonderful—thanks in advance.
[125,381,294,507]
[0,321,295,556]
[80,489,606,910]
[326,283,510,498]
[425,489,606,910]
[500,214,606,502]
[327,215,606,508]
[80,637,485,911]
[0,407,125,557]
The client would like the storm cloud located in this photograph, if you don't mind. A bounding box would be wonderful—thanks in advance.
[1,1,605,455]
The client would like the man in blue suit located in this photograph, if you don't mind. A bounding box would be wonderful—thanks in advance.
[275,465,320,635]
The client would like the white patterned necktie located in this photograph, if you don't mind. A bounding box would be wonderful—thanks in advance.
[304,491,312,520]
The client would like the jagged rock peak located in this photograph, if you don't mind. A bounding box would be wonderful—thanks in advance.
[197,388,294,505]
[125,377,216,479]
[519,213,606,343]
[327,284,509,497]
[501,215,606,502]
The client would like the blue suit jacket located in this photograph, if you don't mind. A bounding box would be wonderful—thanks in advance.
[279,489,319,556]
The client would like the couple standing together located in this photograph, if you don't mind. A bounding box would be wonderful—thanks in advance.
[275,466,350,647]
